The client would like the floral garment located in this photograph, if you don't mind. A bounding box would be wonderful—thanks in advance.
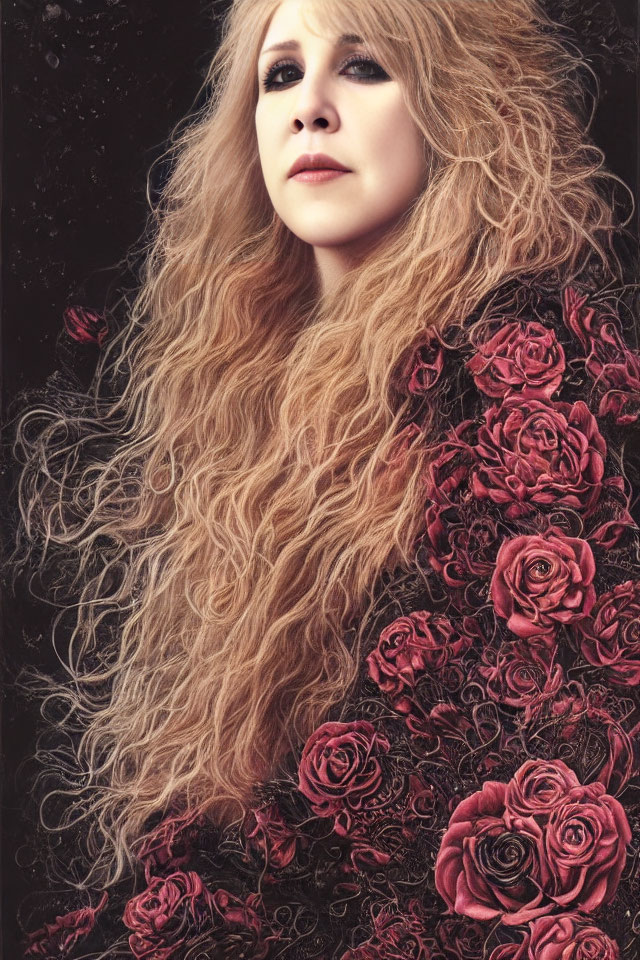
[23,271,640,959]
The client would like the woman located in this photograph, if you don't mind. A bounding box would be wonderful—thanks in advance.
[14,0,640,956]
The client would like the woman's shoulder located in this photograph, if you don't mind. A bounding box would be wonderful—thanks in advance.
[405,261,640,430]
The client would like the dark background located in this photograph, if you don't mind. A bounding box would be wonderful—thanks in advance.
[1,1,638,956]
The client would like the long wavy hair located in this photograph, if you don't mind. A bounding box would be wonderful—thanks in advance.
[13,0,630,886]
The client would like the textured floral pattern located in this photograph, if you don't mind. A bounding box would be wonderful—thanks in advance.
[24,893,108,958]
[62,304,108,347]
[24,275,640,959]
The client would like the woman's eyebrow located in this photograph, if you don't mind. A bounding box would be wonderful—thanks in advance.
[259,33,364,57]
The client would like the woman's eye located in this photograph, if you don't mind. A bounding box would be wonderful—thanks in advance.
[261,57,389,92]
[263,61,302,90]
[342,58,389,81]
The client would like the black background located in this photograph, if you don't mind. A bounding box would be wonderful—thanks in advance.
[1,1,638,956]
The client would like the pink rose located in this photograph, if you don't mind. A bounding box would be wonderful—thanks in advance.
[542,781,630,911]
[435,780,548,925]
[25,892,108,958]
[406,330,445,394]
[341,904,431,960]
[467,320,565,400]
[135,810,203,881]
[424,421,476,506]
[367,611,469,698]
[297,721,390,828]
[489,940,529,960]
[490,531,596,639]
[479,642,564,721]
[562,286,640,425]
[437,917,487,959]
[63,304,108,346]
[580,580,640,685]
[243,802,298,869]
[528,913,620,960]
[505,759,580,819]
[425,501,503,599]
[547,683,587,741]
[471,399,606,519]
[585,314,640,425]
[123,871,213,960]
[209,889,269,957]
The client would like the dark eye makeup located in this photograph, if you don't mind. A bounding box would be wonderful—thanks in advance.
[261,55,390,92]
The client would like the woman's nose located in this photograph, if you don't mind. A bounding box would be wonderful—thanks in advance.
[289,73,340,133]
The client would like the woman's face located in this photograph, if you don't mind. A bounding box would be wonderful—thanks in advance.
[255,0,427,257]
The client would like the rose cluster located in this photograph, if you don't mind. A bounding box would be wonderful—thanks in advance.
[435,759,631,925]
[24,284,640,960]
[122,872,271,960]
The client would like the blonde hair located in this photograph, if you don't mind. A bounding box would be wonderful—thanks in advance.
[14,0,630,886]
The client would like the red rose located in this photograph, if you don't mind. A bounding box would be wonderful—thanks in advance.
[490,532,596,639]
[63,304,108,346]
[479,642,564,721]
[489,942,529,960]
[425,501,503,599]
[542,781,630,911]
[367,611,469,698]
[580,580,640,685]
[243,802,298,869]
[342,904,431,960]
[528,914,620,960]
[24,892,108,958]
[373,903,431,959]
[209,889,269,957]
[547,683,587,740]
[471,399,605,520]
[586,315,640,425]
[297,721,390,829]
[467,320,565,400]
[505,759,580,820]
[123,871,213,960]
[437,917,486,959]
[407,330,445,394]
[424,421,476,506]
[562,287,640,425]
[395,699,474,744]
[435,780,548,925]
[135,810,203,881]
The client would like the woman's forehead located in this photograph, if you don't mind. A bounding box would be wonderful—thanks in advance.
[261,0,371,49]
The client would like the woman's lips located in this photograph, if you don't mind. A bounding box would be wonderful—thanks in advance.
[291,169,350,183]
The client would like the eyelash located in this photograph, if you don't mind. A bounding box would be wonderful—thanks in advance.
[261,55,389,92]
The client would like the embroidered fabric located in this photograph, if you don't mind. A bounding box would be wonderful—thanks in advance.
[20,264,640,960]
